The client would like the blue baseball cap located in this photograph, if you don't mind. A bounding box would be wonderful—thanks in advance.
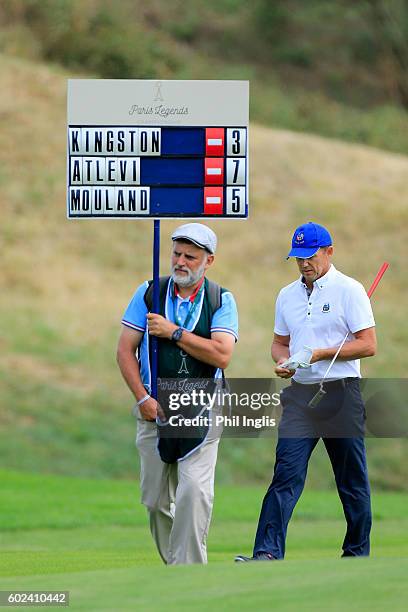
[287,222,332,259]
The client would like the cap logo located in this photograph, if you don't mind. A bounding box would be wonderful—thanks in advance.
[296,232,304,243]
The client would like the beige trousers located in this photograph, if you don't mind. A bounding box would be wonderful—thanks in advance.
[135,413,220,565]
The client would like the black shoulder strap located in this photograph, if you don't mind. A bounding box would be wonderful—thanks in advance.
[205,278,222,314]
[144,276,170,311]
[206,279,226,381]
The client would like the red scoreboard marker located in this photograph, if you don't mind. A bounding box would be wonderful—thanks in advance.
[205,128,225,157]
[204,158,224,185]
[204,186,223,215]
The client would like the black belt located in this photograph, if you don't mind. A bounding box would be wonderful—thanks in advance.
[291,377,358,393]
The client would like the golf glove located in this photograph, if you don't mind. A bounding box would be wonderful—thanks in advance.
[280,345,313,370]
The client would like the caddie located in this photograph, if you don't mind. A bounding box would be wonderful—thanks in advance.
[236,221,376,562]
[117,223,238,565]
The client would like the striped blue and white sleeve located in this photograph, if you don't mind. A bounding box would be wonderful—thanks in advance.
[210,291,239,341]
[121,281,149,333]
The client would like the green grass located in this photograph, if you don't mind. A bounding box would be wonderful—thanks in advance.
[1,471,408,610]
[1,560,408,611]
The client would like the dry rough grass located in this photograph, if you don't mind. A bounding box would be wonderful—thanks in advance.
[1,53,408,384]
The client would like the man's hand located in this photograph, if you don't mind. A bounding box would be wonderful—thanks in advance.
[272,334,294,378]
[147,313,177,339]
[138,396,166,422]
[275,357,296,379]
[310,349,324,364]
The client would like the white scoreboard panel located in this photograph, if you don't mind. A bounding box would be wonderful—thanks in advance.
[67,80,249,219]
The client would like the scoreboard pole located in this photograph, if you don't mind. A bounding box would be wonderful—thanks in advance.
[151,220,161,400]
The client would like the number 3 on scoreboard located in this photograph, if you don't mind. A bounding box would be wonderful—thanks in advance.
[227,128,246,157]
[226,186,246,215]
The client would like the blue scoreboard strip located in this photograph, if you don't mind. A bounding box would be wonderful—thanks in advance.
[67,126,248,218]
[161,128,204,156]
[151,187,202,214]
[142,159,203,185]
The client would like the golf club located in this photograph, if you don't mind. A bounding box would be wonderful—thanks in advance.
[308,262,389,409]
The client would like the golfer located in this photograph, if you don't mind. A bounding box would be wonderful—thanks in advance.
[117,223,238,565]
[236,222,376,561]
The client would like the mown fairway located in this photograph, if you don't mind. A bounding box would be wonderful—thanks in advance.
[1,470,407,611]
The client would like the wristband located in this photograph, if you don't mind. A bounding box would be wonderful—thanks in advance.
[137,394,151,406]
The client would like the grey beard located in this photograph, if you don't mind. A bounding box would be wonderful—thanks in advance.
[171,260,206,288]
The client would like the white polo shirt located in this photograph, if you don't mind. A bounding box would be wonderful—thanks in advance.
[274,264,375,383]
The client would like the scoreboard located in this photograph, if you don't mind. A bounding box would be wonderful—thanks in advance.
[67,80,249,219]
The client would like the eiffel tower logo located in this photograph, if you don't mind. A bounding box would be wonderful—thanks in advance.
[154,81,164,102]
[178,350,190,375]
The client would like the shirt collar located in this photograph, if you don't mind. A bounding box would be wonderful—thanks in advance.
[300,264,336,291]
[172,276,205,302]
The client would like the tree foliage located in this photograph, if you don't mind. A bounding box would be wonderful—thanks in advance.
[363,0,408,108]
[0,0,407,110]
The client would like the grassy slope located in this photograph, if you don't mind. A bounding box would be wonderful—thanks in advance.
[0,471,407,611]
[3,0,408,155]
[1,53,408,484]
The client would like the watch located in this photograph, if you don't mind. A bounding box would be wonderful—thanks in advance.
[171,327,184,342]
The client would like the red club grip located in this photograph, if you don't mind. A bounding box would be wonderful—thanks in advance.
[367,262,389,298]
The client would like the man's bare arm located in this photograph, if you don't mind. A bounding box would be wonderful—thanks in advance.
[271,333,295,379]
[311,327,377,363]
[146,313,235,369]
[177,330,235,369]
[271,333,290,363]
[116,326,159,420]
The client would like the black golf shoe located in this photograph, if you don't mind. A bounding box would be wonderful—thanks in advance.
[234,552,275,562]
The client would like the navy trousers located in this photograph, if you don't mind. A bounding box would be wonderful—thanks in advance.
[253,380,372,559]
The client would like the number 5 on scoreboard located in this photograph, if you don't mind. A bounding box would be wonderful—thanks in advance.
[226,186,246,215]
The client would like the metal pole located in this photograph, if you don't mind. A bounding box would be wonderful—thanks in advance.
[151,220,160,399]
[308,261,389,408]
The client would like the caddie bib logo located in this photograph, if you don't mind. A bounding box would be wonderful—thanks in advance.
[178,350,190,374]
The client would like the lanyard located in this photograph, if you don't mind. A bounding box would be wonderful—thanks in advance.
[172,281,204,329]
